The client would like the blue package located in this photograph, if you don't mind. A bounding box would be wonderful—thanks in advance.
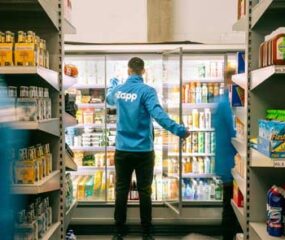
[237,52,245,74]
[231,84,244,107]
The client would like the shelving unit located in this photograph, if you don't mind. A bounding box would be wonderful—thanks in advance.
[232,169,246,196]
[231,137,246,157]
[65,152,78,171]
[65,201,78,231]
[250,222,282,240]
[42,222,61,240]
[232,73,247,89]
[232,16,248,31]
[231,199,246,233]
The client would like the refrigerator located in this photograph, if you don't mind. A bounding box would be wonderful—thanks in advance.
[64,44,241,226]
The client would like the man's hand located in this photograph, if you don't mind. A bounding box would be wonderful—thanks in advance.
[109,78,119,88]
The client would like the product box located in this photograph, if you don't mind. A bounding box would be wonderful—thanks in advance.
[231,84,245,107]
[15,160,38,184]
[14,43,37,66]
[233,181,244,207]
[237,51,245,74]
[0,43,13,66]
[16,98,38,121]
[257,119,285,158]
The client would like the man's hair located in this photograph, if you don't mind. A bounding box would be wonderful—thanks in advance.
[128,57,144,75]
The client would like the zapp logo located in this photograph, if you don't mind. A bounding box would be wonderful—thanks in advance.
[115,91,137,102]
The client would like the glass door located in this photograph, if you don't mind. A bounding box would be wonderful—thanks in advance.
[162,48,183,214]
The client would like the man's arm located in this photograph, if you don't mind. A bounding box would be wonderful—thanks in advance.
[143,87,187,137]
[106,78,119,106]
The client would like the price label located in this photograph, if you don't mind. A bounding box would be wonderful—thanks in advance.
[275,66,285,74]
[273,160,285,168]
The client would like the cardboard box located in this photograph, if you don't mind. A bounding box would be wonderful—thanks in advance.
[14,43,37,66]
[0,43,13,66]
[237,51,245,74]
[257,120,285,158]
[231,84,245,107]
[233,180,244,207]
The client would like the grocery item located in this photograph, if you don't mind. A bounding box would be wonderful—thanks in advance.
[198,132,205,153]
[195,83,202,103]
[201,83,208,103]
[233,181,244,207]
[192,109,199,128]
[231,84,245,107]
[237,51,245,74]
[0,31,14,66]
[65,64,79,77]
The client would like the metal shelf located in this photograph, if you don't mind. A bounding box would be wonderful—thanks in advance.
[169,152,215,157]
[42,222,61,240]
[64,18,76,35]
[76,103,105,109]
[65,152,78,171]
[63,112,77,128]
[232,16,248,31]
[232,169,246,197]
[182,103,217,110]
[181,173,216,178]
[250,222,281,240]
[251,0,285,29]
[11,170,60,194]
[183,78,224,83]
[69,123,116,129]
[251,65,285,90]
[231,199,246,233]
[232,73,247,89]
[250,148,285,168]
[0,66,59,91]
[65,200,78,231]
[70,146,116,152]
[11,118,60,136]
[73,83,105,89]
[231,137,246,158]
[234,107,247,124]
[63,75,77,91]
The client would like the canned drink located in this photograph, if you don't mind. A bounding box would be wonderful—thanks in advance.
[19,148,28,161]
[204,108,211,129]
[211,132,216,153]
[198,132,205,153]
[192,132,198,153]
[192,109,199,129]
[20,86,29,98]
[199,112,205,129]
[205,132,211,154]
[29,86,38,98]
[8,86,17,98]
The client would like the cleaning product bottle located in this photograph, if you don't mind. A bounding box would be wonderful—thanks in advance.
[204,157,210,174]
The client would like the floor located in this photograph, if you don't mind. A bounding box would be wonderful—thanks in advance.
[78,234,222,240]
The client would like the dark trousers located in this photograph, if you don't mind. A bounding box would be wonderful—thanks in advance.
[222,182,240,240]
[114,150,155,234]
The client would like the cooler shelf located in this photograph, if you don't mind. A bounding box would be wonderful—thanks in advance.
[232,73,247,89]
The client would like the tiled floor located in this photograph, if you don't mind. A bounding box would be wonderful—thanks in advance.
[78,234,221,240]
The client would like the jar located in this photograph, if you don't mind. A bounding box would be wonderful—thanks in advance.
[272,27,285,65]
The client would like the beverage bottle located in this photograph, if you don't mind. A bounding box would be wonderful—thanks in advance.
[184,84,189,103]
[201,83,208,103]
[185,158,192,173]
[195,83,202,103]
[204,157,210,174]
[205,132,211,154]
[192,132,198,153]
[185,183,191,200]
[210,132,216,153]
[198,157,204,174]
[210,157,215,174]
[215,180,223,200]
[204,108,211,129]
[197,181,204,200]
[193,180,198,200]
[190,83,196,103]
[107,174,115,201]
[199,112,205,129]
[192,157,199,174]
[208,84,214,102]
[210,181,216,200]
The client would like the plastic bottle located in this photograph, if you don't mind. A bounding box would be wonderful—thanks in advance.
[210,181,216,200]
[210,157,215,174]
[197,181,204,200]
[204,108,211,129]
[193,180,198,200]
[272,27,285,66]
[198,157,204,174]
[192,109,199,129]
[195,83,202,104]
[201,83,208,103]
[198,132,205,153]
[204,157,210,174]
[199,112,205,129]
[185,183,191,200]
[215,180,223,200]
[190,83,196,104]
[192,157,199,174]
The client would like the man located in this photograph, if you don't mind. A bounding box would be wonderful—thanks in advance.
[212,66,240,240]
[106,57,189,240]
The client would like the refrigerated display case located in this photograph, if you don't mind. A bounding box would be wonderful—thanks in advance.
[64,43,243,226]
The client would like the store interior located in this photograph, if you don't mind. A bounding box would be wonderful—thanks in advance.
[0,0,284,240]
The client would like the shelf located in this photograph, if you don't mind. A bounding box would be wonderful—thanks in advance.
[76,103,105,109]
[169,152,215,157]
[70,146,116,152]
[232,73,247,89]
[65,152,78,171]
[250,148,285,168]
[251,0,285,29]
[187,128,215,132]
[63,75,77,91]
[64,112,77,128]
[0,66,59,91]
[231,199,246,233]
[183,78,224,83]
[69,123,116,129]
[232,16,248,31]
[251,65,285,90]
[231,138,246,157]
[42,222,61,240]
[250,222,282,240]
[232,169,246,196]
[182,103,217,110]
[11,118,60,136]
[73,83,105,89]
[11,170,60,194]
[64,18,76,35]
[65,201,78,231]
[181,200,223,206]
[181,173,216,178]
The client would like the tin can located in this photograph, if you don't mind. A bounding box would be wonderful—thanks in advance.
[199,112,205,129]
[19,148,28,161]
[20,86,29,98]
[192,109,199,129]
[29,86,38,98]
[211,132,216,153]
[192,132,198,153]
[205,132,211,154]
[198,132,205,153]
[8,86,17,98]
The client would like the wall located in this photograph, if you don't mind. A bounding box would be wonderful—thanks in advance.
[65,0,245,44]
[170,0,245,44]
[65,0,147,43]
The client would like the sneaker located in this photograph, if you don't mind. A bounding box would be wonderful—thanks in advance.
[112,234,124,240]
[142,234,155,240]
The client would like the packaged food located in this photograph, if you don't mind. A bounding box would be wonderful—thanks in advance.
[64,64,79,77]
[0,31,13,66]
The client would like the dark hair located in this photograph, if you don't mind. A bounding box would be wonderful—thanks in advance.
[128,57,144,75]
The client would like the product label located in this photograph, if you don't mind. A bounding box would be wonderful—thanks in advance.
[14,43,36,66]
[0,43,13,66]
[277,37,285,60]
[273,160,285,168]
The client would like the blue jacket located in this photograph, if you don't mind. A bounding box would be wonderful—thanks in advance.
[212,90,237,183]
[106,74,186,152]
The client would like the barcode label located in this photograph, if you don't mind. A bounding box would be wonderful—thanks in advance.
[273,160,285,168]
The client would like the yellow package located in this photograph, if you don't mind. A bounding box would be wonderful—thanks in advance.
[94,170,103,192]
[15,160,37,184]
[14,43,37,66]
[0,43,13,66]
[77,176,88,200]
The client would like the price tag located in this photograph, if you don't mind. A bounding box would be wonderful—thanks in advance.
[275,66,285,74]
[273,160,285,168]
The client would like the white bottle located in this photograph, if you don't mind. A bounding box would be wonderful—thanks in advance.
[204,108,211,129]
[204,157,210,174]
[195,83,202,103]
[185,184,191,200]
[197,181,204,200]
[192,157,199,174]
[202,83,208,103]
[199,112,205,129]
[204,183,210,200]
